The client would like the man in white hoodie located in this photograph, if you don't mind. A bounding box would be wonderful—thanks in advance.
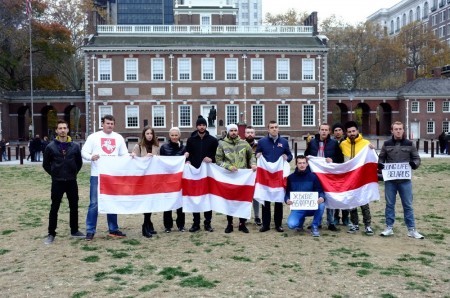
[81,115,129,241]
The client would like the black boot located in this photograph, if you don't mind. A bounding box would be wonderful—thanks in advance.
[142,224,152,238]
[148,222,157,235]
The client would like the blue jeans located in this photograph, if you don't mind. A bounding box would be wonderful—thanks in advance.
[326,208,335,225]
[86,176,119,234]
[287,203,326,229]
[385,180,415,229]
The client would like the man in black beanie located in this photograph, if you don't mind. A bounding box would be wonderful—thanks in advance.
[185,115,219,232]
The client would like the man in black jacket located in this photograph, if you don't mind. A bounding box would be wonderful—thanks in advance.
[42,120,84,244]
[185,116,219,232]
[305,123,343,231]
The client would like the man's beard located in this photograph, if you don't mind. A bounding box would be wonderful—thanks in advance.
[246,136,254,143]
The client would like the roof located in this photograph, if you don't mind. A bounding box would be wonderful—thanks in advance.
[84,35,327,52]
[398,78,450,97]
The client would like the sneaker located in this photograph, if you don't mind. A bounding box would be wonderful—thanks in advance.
[165,228,171,233]
[328,224,338,232]
[311,226,320,237]
[365,226,374,236]
[275,226,284,232]
[254,217,262,226]
[296,226,304,233]
[108,230,127,238]
[44,235,55,245]
[204,224,214,232]
[189,225,200,232]
[407,228,424,239]
[238,223,249,233]
[178,227,186,232]
[71,231,86,239]
[259,226,270,232]
[380,226,394,237]
[224,224,234,233]
[347,225,359,234]
[85,233,95,241]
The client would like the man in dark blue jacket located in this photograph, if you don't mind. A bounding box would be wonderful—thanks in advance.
[305,123,343,232]
[256,120,293,232]
[42,120,84,244]
[285,155,326,237]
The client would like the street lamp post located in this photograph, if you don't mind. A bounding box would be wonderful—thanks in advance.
[169,54,174,127]
[405,99,409,139]
[317,55,321,126]
[242,53,247,124]
[91,55,97,132]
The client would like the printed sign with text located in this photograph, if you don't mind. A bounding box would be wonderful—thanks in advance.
[289,192,318,210]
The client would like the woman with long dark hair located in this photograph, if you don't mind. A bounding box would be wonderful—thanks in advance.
[132,126,160,238]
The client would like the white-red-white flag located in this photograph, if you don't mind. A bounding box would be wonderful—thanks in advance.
[307,145,380,209]
[26,0,32,19]
[98,155,185,214]
[182,163,256,219]
[253,156,290,204]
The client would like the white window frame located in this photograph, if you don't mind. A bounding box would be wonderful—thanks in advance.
[225,58,238,80]
[178,58,191,80]
[277,58,290,80]
[302,104,315,127]
[426,121,435,134]
[411,101,420,113]
[124,58,138,81]
[201,14,211,26]
[427,101,435,113]
[125,105,139,129]
[443,121,450,133]
[225,104,239,126]
[302,58,315,80]
[98,105,113,129]
[277,104,290,127]
[98,59,112,81]
[152,105,166,128]
[151,58,165,81]
[202,58,215,80]
[443,101,450,112]
[251,104,265,127]
[178,105,192,128]
[251,58,264,80]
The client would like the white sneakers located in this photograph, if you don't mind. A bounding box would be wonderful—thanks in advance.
[380,226,424,239]
[380,226,394,236]
[407,228,425,239]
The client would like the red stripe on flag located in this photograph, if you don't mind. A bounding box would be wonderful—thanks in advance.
[100,172,183,195]
[255,167,285,188]
[315,162,378,193]
[183,177,254,202]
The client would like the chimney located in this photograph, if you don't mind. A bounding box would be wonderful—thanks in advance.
[406,67,415,83]
[432,67,442,78]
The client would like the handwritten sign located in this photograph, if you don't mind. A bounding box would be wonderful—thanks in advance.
[289,192,318,210]
[381,163,412,181]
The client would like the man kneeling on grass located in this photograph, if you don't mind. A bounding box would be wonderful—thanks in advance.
[285,155,326,237]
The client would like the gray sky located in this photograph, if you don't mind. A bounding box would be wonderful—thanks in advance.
[262,0,401,24]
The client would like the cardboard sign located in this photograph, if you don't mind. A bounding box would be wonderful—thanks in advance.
[382,163,412,181]
[289,192,318,210]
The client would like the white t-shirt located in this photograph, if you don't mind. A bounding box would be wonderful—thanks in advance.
[81,131,128,176]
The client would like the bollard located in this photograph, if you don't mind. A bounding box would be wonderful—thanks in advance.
[448,141,450,155]
[416,139,420,151]
[424,141,428,153]
[20,147,25,164]
[294,142,298,159]
[431,142,434,158]
[376,139,379,150]
[16,145,20,160]
[291,139,294,150]
[8,147,11,161]
[436,141,439,155]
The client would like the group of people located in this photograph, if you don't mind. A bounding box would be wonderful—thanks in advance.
[28,135,49,162]
[42,114,424,244]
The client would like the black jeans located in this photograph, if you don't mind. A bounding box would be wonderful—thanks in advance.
[261,201,283,228]
[192,211,212,226]
[163,208,185,229]
[48,180,79,236]
[226,216,246,224]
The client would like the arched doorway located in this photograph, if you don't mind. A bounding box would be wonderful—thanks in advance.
[331,103,348,125]
[64,105,82,139]
[17,106,32,140]
[376,103,392,136]
[354,103,371,135]
[41,106,57,140]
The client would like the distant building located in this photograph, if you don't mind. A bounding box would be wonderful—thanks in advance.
[367,0,450,45]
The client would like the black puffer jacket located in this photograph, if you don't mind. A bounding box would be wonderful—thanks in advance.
[43,139,82,181]
[185,130,218,168]
[160,140,186,156]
